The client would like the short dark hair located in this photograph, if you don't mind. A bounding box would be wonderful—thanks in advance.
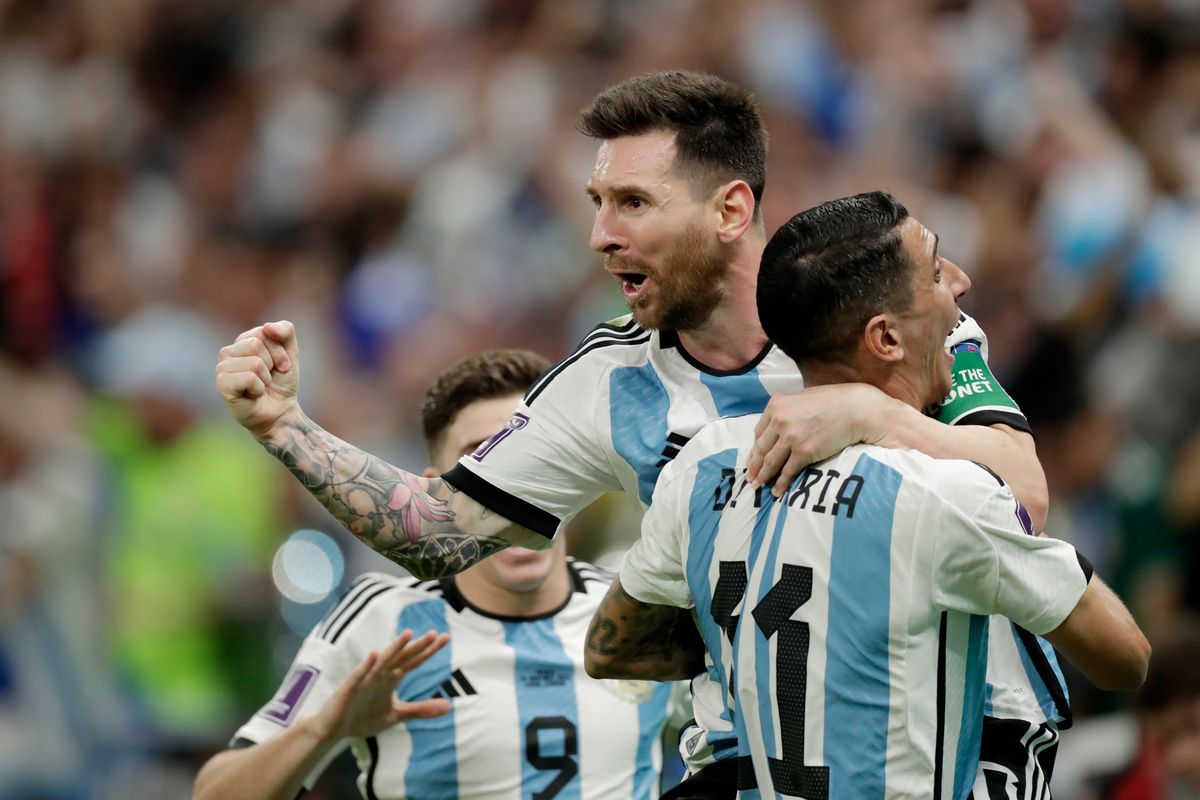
[578,70,767,207]
[757,191,914,368]
[420,349,551,454]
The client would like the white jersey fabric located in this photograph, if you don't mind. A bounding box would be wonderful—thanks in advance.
[620,417,1089,800]
[232,560,673,800]
[442,313,1069,775]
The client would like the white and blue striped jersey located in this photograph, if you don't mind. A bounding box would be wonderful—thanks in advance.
[442,313,1069,776]
[620,417,1090,800]
[232,560,673,799]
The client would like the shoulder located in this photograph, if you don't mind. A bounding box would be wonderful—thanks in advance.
[659,414,760,485]
[523,316,654,407]
[569,558,616,597]
[310,572,446,646]
[855,447,1009,514]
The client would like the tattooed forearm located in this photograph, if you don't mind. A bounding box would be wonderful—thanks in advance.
[261,415,510,577]
[585,579,705,680]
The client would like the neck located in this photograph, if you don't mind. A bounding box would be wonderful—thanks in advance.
[802,360,925,411]
[452,560,571,618]
[676,237,769,370]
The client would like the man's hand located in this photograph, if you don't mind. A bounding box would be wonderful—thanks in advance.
[311,629,452,743]
[215,320,301,441]
[748,384,885,497]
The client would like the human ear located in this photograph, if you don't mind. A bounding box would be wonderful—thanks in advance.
[863,314,904,363]
[715,180,755,243]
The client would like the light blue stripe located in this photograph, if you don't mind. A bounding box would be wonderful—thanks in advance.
[1010,622,1065,722]
[747,495,785,764]
[610,364,671,505]
[633,683,673,799]
[684,448,742,758]
[504,618,581,800]
[953,614,990,800]
[824,453,901,799]
[397,600,458,799]
[700,369,772,419]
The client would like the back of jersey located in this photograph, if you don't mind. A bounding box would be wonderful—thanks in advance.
[679,419,987,800]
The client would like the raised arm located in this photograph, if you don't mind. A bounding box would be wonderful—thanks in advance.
[584,576,705,681]
[214,321,547,578]
[194,631,450,800]
[748,383,1049,530]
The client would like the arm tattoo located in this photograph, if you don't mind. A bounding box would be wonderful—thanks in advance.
[587,582,705,679]
[262,416,508,578]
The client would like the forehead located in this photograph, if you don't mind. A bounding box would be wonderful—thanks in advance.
[898,217,937,269]
[589,129,679,191]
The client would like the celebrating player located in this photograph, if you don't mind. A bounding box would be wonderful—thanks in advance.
[217,71,1069,796]
[593,191,1149,798]
[196,350,674,799]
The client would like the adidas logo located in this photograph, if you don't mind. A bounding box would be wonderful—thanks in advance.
[432,669,477,700]
[655,432,692,468]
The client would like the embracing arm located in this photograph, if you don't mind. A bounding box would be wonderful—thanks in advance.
[749,384,1049,531]
[215,321,545,578]
[584,576,705,681]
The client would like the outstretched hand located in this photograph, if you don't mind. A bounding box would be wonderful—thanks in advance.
[312,629,452,743]
[215,321,301,440]
[748,384,888,497]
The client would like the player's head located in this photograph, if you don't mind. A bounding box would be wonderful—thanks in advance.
[580,71,767,332]
[757,191,970,409]
[420,349,565,594]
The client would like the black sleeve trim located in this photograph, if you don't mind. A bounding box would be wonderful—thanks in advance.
[953,409,1033,435]
[1076,550,1095,583]
[229,736,257,749]
[442,464,559,539]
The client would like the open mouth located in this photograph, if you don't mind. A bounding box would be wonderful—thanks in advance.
[613,271,650,300]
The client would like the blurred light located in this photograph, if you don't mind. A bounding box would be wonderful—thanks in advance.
[272,529,345,605]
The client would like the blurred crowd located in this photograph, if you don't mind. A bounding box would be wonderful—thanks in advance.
[1,0,1199,797]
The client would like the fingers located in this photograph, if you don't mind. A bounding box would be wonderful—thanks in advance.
[369,630,415,680]
[393,697,452,721]
[262,321,296,373]
[215,369,266,401]
[747,426,779,486]
[770,451,809,498]
[343,650,379,693]
[394,632,450,673]
[228,322,293,375]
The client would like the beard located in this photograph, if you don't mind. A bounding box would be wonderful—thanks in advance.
[608,224,731,332]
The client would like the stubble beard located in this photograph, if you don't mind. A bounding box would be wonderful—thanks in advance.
[614,225,731,332]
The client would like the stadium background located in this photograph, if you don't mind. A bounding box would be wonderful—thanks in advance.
[1,0,1198,797]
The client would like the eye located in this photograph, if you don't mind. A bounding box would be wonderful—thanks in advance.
[623,196,647,210]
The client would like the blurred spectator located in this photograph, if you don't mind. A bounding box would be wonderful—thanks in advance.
[0,0,1196,794]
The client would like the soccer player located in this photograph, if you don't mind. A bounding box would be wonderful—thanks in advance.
[215,71,1059,796]
[196,349,674,800]
[593,192,1149,798]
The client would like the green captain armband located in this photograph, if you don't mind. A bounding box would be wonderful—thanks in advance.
[931,341,1032,433]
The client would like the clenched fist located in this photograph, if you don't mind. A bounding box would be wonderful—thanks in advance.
[215,320,301,440]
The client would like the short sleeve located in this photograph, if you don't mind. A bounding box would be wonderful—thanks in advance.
[928,468,1087,635]
[443,386,622,540]
[618,464,692,609]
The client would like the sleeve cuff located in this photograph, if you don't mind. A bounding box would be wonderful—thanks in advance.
[442,463,560,539]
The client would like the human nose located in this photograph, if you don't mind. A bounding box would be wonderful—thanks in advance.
[945,259,971,299]
[589,203,625,255]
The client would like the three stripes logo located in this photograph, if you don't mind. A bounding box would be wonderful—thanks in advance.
[655,432,692,468]
[432,669,477,701]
